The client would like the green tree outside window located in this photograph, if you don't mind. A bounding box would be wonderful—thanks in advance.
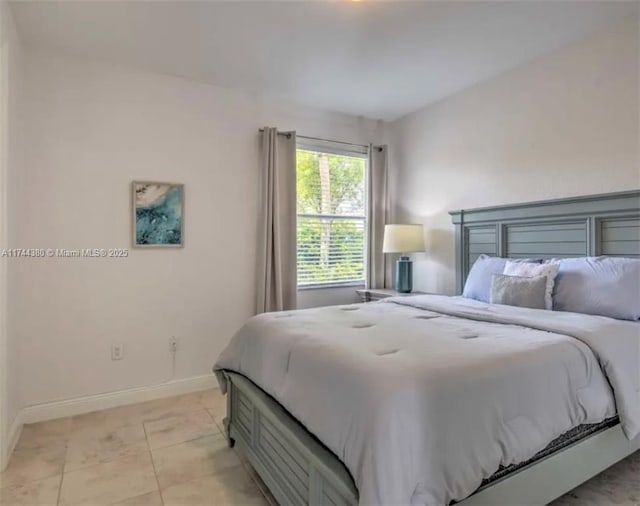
[296,149,367,286]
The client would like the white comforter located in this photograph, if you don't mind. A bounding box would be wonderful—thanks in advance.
[214,295,640,505]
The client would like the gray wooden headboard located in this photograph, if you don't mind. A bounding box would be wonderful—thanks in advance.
[449,190,640,294]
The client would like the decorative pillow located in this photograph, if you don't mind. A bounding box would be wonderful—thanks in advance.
[550,257,640,321]
[490,274,547,309]
[462,255,542,303]
[503,260,559,310]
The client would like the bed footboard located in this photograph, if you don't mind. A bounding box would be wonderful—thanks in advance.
[223,371,358,506]
[222,371,639,506]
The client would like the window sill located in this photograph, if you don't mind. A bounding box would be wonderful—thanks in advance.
[298,282,365,291]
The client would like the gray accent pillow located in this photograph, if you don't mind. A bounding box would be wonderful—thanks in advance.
[490,274,547,309]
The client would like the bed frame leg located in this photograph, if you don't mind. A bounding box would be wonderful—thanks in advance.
[228,437,235,448]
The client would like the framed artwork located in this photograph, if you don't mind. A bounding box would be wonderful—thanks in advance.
[132,181,184,247]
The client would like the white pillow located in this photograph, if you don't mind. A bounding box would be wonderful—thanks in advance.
[503,260,559,310]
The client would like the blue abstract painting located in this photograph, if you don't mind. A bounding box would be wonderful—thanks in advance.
[133,182,184,247]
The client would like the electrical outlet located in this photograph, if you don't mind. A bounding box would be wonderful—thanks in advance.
[111,344,124,361]
[169,337,179,353]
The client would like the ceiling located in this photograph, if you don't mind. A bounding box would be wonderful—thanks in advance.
[10,1,638,121]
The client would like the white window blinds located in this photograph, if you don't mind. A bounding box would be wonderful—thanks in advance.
[296,141,368,287]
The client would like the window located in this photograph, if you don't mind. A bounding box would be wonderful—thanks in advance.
[296,140,368,287]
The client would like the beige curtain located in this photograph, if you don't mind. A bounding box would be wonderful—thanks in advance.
[256,127,297,313]
[367,144,389,289]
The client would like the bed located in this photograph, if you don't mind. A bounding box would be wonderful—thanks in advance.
[214,190,640,506]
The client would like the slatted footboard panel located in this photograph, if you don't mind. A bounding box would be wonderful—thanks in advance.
[224,372,358,506]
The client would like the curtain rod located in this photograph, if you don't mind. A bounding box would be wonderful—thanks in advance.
[258,129,375,150]
[298,134,368,149]
[258,128,294,139]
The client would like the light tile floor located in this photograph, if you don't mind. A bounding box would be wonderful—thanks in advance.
[0,389,274,506]
[0,389,637,505]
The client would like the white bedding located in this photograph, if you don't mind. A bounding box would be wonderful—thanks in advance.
[214,295,639,505]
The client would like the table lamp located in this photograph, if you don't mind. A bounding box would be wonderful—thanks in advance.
[382,224,424,293]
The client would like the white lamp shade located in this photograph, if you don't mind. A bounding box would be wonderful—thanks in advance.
[382,224,424,254]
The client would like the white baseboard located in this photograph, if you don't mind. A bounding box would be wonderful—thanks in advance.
[21,374,218,424]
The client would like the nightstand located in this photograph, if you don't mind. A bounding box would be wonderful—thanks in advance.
[356,288,426,303]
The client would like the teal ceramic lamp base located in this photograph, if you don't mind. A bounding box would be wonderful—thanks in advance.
[394,256,413,293]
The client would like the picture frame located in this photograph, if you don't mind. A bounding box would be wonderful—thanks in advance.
[132,181,184,248]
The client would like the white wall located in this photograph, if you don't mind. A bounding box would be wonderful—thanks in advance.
[16,50,381,408]
[389,21,640,295]
[0,0,23,466]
